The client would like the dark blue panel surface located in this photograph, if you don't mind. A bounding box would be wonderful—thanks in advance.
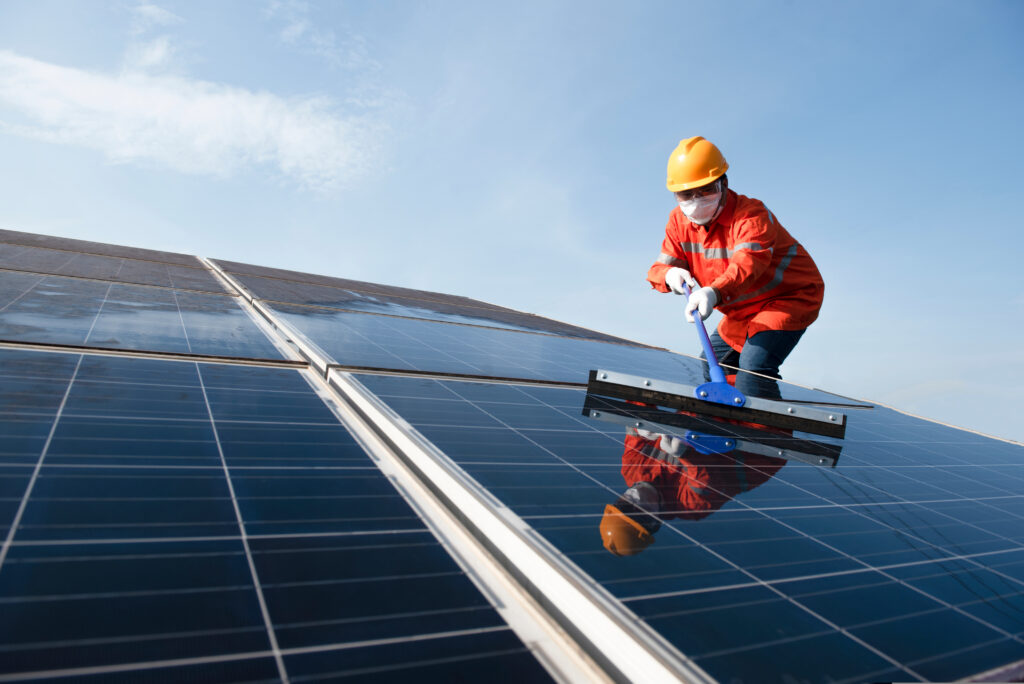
[276,303,860,407]
[0,350,80,539]
[59,657,283,683]
[228,270,638,342]
[0,540,272,672]
[273,302,693,383]
[0,271,283,359]
[0,351,547,682]
[0,243,226,292]
[354,372,1024,682]
[0,228,202,267]
[283,628,551,682]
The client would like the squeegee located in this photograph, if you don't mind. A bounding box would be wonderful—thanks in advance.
[581,391,843,467]
[587,282,847,439]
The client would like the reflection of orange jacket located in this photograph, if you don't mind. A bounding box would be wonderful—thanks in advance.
[646,190,824,352]
[622,433,784,521]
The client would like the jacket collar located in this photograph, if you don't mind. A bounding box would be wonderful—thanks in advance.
[713,189,738,228]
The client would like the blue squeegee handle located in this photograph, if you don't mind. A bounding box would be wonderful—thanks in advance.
[681,281,728,384]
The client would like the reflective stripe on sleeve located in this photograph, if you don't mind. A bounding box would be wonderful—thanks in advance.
[656,253,687,267]
[679,242,728,260]
[678,242,769,260]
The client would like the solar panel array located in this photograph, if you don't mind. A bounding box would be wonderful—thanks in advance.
[353,374,1024,682]
[0,232,553,682]
[2,229,1022,683]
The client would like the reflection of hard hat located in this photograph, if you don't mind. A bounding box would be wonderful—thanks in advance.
[600,503,655,556]
[666,136,729,192]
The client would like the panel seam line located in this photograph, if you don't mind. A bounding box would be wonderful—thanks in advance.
[195,364,289,683]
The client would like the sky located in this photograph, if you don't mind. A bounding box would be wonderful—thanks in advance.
[0,0,1021,442]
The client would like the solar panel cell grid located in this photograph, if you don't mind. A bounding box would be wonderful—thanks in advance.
[55,658,283,683]
[0,272,283,359]
[6,229,1022,682]
[213,258,520,311]
[272,302,865,408]
[0,228,204,267]
[282,629,553,683]
[351,372,1024,682]
[0,351,551,681]
[0,244,225,293]
[227,270,639,342]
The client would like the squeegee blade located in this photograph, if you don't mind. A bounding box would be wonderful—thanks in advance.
[582,394,841,467]
[587,369,847,439]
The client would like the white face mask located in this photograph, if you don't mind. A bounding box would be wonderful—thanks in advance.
[623,481,661,511]
[679,191,722,225]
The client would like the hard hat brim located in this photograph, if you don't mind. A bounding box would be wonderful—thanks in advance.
[666,166,728,193]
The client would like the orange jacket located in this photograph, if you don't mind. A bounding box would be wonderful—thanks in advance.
[621,432,784,520]
[647,190,824,352]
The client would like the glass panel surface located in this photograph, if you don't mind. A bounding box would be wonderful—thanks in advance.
[0,351,547,681]
[0,244,226,293]
[0,272,282,358]
[276,302,860,404]
[230,270,637,342]
[0,228,202,266]
[354,372,1024,682]
[213,258,517,310]
[283,629,552,682]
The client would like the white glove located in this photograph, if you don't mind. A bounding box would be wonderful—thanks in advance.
[633,427,660,441]
[664,267,697,295]
[658,435,686,457]
[685,286,718,323]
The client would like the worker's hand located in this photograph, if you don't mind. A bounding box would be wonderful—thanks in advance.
[685,286,718,323]
[664,267,697,295]
[658,435,686,457]
[632,427,660,441]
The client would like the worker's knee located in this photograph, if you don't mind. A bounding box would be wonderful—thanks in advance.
[737,329,806,378]
[737,351,782,378]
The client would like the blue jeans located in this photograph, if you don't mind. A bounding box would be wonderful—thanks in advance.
[701,328,805,400]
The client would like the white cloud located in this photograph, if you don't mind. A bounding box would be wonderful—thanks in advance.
[264,0,376,71]
[122,3,185,73]
[129,3,183,34]
[0,50,388,191]
[123,36,177,71]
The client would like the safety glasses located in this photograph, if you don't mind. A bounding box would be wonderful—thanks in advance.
[674,179,721,202]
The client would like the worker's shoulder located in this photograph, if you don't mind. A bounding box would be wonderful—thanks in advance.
[731,193,775,222]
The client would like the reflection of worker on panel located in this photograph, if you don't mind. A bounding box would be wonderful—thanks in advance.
[600,427,785,556]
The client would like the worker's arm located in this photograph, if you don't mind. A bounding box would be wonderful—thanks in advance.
[707,207,776,303]
[647,220,691,293]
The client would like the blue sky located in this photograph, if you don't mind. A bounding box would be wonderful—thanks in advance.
[1,0,1021,442]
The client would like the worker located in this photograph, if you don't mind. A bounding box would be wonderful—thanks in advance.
[600,427,785,556]
[647,136,824,399]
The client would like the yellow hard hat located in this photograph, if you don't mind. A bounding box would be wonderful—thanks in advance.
[666,136,729,192]
[600,504,655,556]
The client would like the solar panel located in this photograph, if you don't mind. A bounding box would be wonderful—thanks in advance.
[0,228,205,267]
[0,245,226,293]
[349,372,1024,682]
[212,258,522,309]
[214,259,638,342]
[5,228,1023,683]
[0,350,552,681]
[0,272,282,359]
[267,300,862,406]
